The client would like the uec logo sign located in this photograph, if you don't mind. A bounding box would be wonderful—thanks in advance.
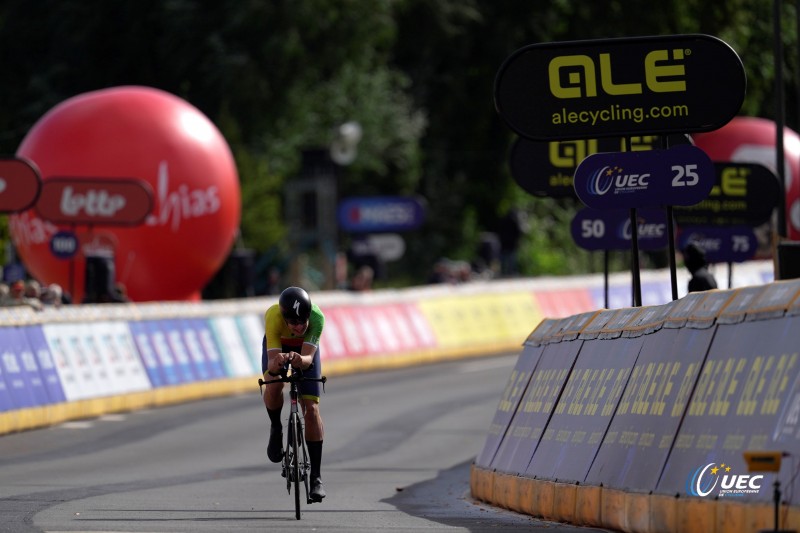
[574,144,714,209]
[687,463,763,498]
[571,207,668,251]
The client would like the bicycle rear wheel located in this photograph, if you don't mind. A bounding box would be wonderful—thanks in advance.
[290,412,302,520]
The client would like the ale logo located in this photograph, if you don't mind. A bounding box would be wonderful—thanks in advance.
[687,462,764,498]
[495,34,746,141]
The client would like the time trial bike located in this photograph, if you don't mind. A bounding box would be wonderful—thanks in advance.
[258,366,326,520]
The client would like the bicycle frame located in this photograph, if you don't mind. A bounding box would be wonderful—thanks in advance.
[259,368,326,520]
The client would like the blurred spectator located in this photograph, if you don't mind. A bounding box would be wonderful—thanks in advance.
[24,280,41,300]
[472,232,500,279]
[497,209,528,276]
[452,260,472,283]
[428,258,454,284]
[0,282,9,304]
[349,265,374,292]
[40,283,65,307]
[683,242,718,293]
[3,279,43,310]
[103,282,131,303]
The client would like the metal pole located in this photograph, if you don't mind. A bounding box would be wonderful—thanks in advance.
[774,0,787,238]
[604,250,609,309]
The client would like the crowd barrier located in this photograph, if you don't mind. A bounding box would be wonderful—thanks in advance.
[471,272,800,533]
[0,260,773,440]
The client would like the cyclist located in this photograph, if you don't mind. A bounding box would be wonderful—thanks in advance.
[262,286,327,502]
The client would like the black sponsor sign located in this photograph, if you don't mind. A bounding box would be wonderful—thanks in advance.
[674,162,780,227]
[510,135,692,198]
[495,34,746,141]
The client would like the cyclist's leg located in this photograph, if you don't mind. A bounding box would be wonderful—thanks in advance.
[298,347,323,440]
[262,337,285,463]
[299,347,325,501]
[262,339,285,412]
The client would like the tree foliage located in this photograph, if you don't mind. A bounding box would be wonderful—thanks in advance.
[0,0,796,289]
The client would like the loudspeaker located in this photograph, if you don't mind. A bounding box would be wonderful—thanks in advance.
[777,242,800,280]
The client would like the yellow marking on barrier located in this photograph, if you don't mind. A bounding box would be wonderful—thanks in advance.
[417,292,542,348]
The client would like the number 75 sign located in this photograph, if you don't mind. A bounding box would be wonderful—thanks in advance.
[573,144,714,209]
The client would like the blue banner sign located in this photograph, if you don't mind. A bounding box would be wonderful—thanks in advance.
[574,145,714,209]
[678,225,758,264]
[338,196,425,233]
[571,207,670,251]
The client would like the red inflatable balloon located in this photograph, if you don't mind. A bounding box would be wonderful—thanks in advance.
[10,86,241,302]
[692,116,800,240]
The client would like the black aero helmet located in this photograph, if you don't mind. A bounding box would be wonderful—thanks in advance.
[279,286,312,322]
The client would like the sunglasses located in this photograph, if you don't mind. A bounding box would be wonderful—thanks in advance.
[283,316,307,326]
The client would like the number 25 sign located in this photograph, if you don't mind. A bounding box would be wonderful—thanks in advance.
[573,144,714,209]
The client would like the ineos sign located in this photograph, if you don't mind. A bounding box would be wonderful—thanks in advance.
[36,177,153,225]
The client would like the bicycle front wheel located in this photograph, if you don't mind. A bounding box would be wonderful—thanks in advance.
[290,412,302,520]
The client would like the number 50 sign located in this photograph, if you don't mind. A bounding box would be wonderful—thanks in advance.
[573,144,714,209]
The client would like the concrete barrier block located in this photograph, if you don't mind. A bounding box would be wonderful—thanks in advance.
[601,487,627,532]
[537,480,556,520]
[679,497,715,533]
[625,491,651,533]
[517,476,538,516]
[470,465,494,502]
[493,472,520,511]
[715,499,749,533]
[649,493,679,533]
[574,484,602,526]
[552,482,577,522]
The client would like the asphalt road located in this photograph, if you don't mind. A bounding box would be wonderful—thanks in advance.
[0,353,611,532]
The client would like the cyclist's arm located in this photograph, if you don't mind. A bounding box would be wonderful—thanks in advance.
[290,342,317,371]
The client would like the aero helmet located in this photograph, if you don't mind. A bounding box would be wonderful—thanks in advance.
[279,286,312,322]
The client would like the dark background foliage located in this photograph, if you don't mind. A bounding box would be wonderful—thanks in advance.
[0,0,795,293]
